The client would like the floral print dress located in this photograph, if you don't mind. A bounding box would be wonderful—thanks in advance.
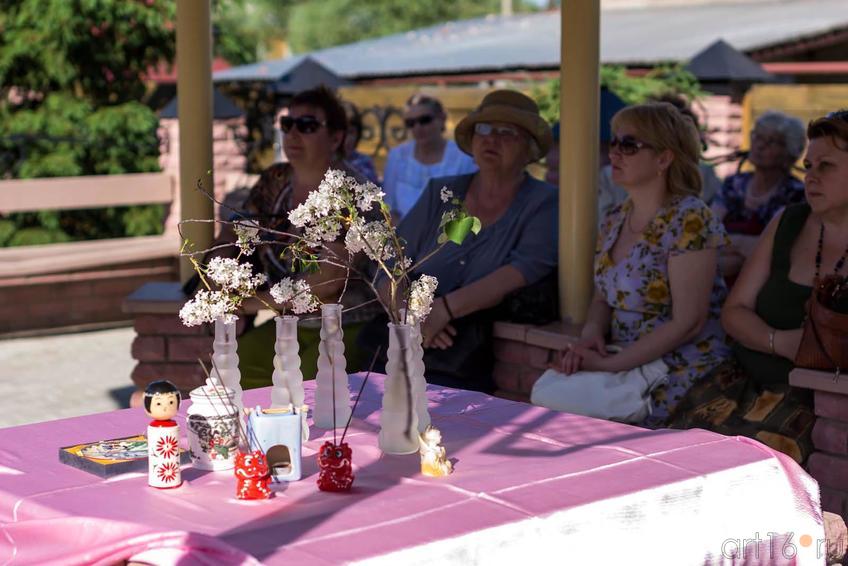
[595,196,732,427]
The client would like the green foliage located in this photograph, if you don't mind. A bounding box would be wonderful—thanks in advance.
[0,0,176,104]
[600,64,704,105]
[212,0,294,64]
[534,64,705,124]
[0,220,15,246]
[8,226,71,246]
[287,0,539,52]
[0,0,172,246]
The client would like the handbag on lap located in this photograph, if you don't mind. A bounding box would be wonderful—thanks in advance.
[794,275,848,380]
[530,347,669,424]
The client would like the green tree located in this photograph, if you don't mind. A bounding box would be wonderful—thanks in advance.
[286,0,540,53]
[213,0,301,64]
[0,0,175,245]
[534,64,705,124]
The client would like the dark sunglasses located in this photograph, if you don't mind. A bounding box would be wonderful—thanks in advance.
[279,115,326,134]
[610,135,653,156]
[404,114,434,128]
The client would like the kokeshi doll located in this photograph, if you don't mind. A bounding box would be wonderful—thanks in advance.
[144,380,182,489]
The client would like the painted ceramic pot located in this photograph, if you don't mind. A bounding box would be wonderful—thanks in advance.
[187,377,240,471]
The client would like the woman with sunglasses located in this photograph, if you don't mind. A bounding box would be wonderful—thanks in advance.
[554,102,732,428]
[712,111,806,283]
[360,90,557,393]
[228,86,374,387]
[669,110,848,467]
[382,94,477,220]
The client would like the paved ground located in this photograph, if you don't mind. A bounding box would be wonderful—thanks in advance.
[0,326,136,428]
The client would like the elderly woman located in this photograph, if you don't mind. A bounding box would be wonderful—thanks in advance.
[361,90,557,392]
[382,94,477,220]
[713,111,807,281]
[670,110,848,465]
[553,102,732,428]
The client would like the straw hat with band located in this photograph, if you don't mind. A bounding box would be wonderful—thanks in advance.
[454,90,553,162]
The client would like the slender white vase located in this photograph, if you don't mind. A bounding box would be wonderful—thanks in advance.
[271,315,305,408]
[379,323,420,454]
[210,318,243,414]
[313,304,351,429]
[409,320,431,433]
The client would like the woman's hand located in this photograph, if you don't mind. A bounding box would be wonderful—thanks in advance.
[428,325,457,350]
[421,297,452,349]
[551,334,608,374]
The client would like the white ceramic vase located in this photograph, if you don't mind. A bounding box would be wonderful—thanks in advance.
[271,315,305,408]
[409,319,431,433]
[313,303,351,429]
[379,323,420,455]
[210,318,243,414]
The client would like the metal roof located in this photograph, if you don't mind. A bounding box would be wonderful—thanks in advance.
[213,0,848,81]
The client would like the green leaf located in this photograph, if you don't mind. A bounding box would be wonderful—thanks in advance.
[444,217,475,245]
[470,217,482,235]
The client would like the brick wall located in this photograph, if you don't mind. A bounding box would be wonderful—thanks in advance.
[125,282,254,395]
[790,370,848,523]
[492,321,578,402]
[0,258,177,335]
[695,94,745,180]
[158,117,254,236]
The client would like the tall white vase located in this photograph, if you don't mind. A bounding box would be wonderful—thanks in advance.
[379,323,420,454]
[313,304,350,429]
[271,315,304,408]
[409,320,431,433]
[210,318,243,414]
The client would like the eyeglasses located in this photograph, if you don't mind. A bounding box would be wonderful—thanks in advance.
[751,130,786,148]
[404,114,434,128]
[610,135,652,156]
[474,122,520,140]
[279,115,326,134]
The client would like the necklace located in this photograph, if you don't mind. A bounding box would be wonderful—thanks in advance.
[814,222,848,281]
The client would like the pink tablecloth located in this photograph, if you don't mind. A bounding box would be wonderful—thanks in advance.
[0,374,826,565]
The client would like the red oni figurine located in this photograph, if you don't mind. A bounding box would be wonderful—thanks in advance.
[317,441,354,492]
[234,450,272,500]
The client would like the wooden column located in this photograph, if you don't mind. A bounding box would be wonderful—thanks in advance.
[559,2,600,324]
[176,0,214,282]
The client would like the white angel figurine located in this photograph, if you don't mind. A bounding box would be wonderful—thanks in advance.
[419,425,452,477]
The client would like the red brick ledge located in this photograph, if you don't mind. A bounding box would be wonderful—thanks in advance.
[492,320,580,402]
[790,368,848,525]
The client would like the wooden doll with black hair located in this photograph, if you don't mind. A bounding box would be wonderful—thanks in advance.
[144,380,182,488]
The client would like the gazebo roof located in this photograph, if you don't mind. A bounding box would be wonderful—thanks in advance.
[212,55,348,93]
[159,88,244,120]
[686,39,774,82]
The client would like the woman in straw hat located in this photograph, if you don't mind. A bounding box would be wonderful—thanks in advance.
[360,90,558,392]
[551,102,732,428]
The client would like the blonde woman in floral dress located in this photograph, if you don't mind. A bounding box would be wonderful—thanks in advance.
[554,103,731,428]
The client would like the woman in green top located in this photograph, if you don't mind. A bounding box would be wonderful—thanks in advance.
[669,110,848,465]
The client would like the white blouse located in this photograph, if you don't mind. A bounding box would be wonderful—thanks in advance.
[382,140,477,219]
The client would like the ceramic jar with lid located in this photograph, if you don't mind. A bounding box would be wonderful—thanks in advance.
[187,377,240,471]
